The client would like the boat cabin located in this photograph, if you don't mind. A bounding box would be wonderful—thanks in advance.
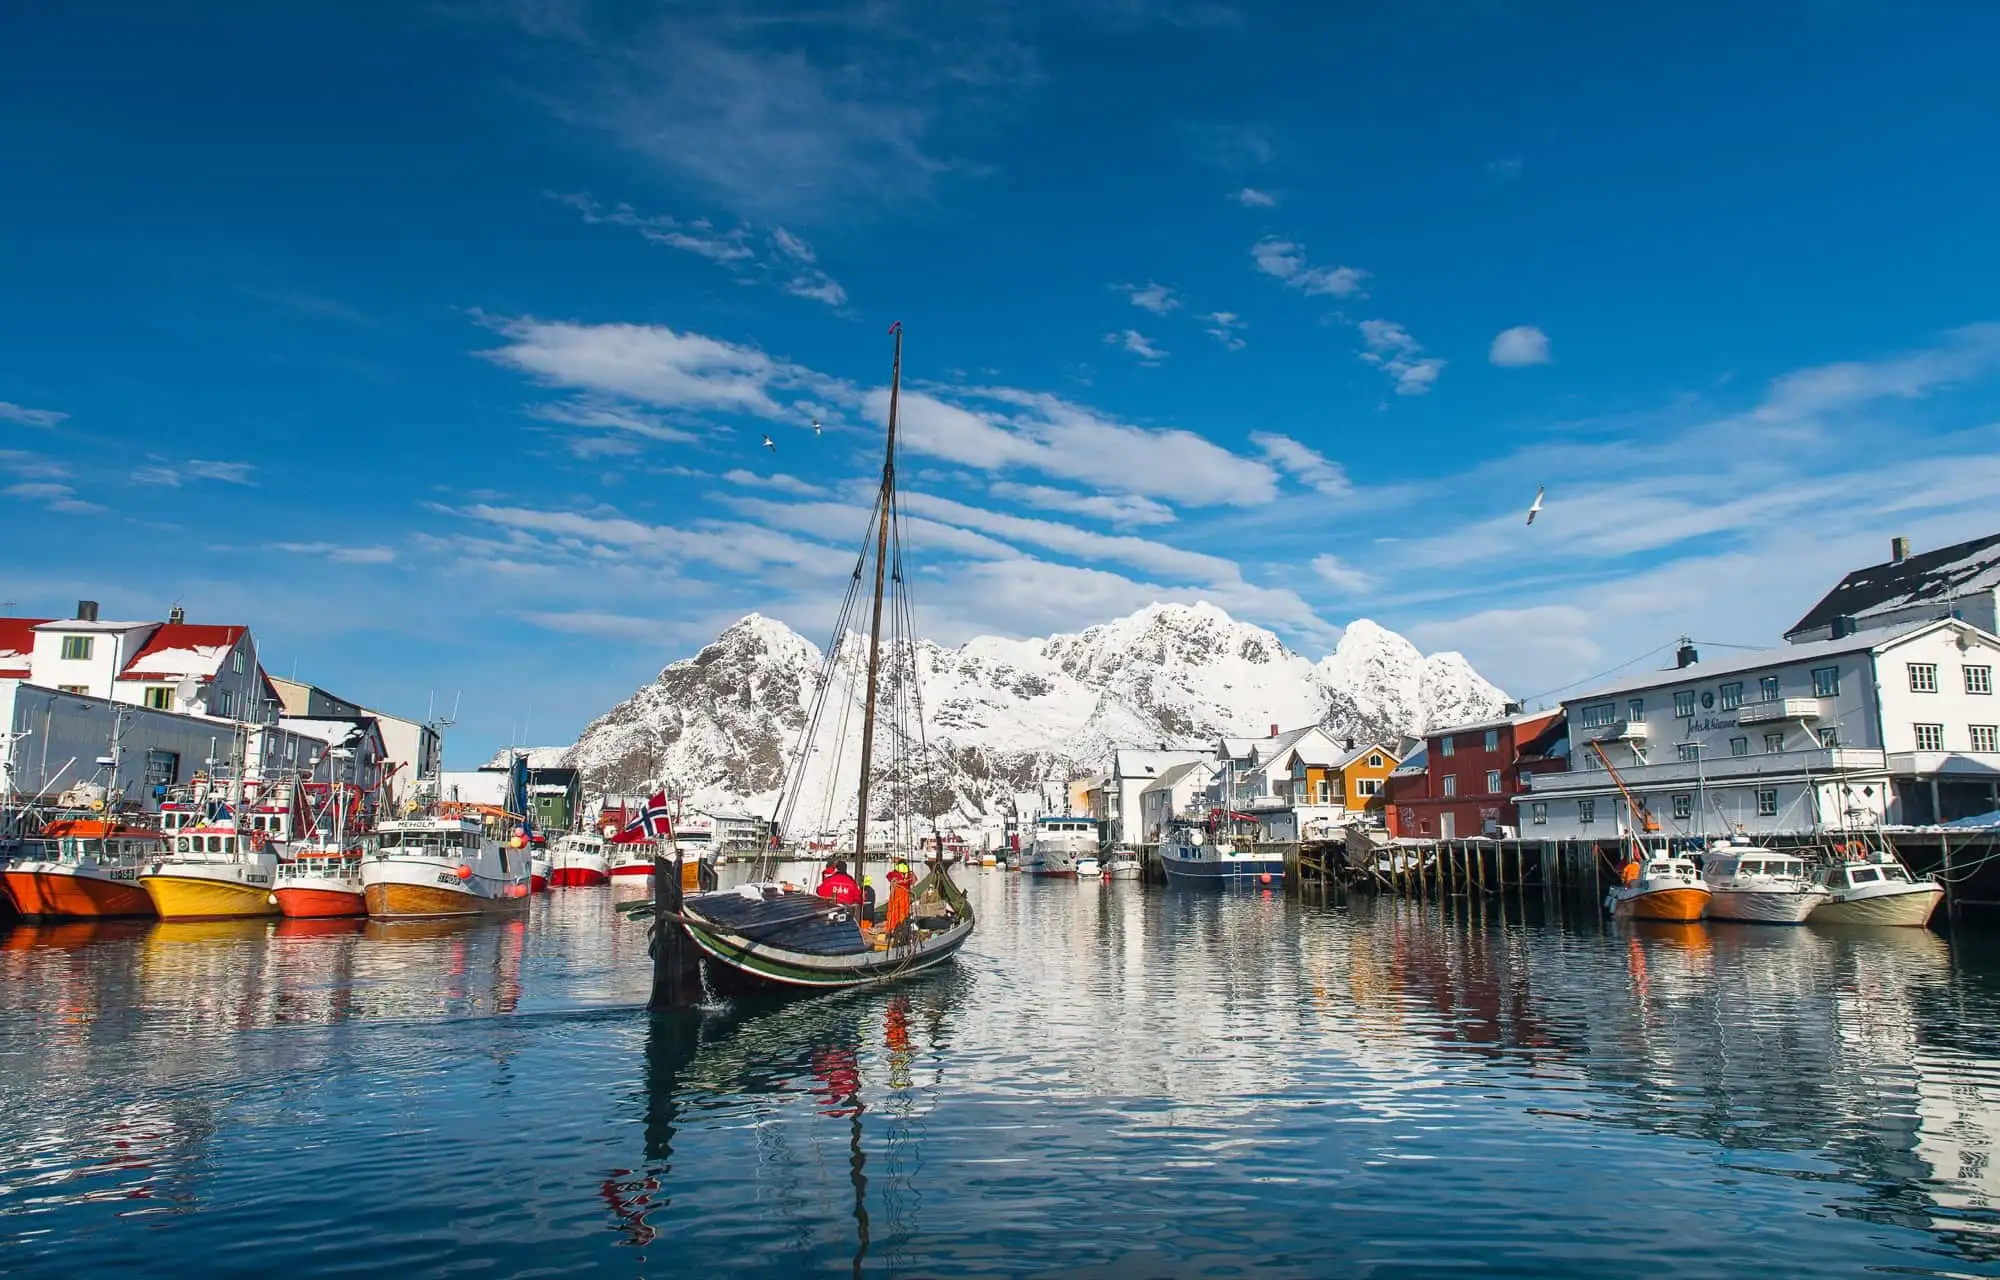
[43,820,158,864]
[243,808,294,841]
[378,817,486,857]
[171,825,262,861]
[1825,859,1916,891]
[1703,843,1811,885]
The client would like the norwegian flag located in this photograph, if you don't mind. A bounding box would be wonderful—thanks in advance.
[609,791,674,845]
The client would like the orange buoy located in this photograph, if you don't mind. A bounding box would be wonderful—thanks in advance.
[1259,873,1273,885]
[456,865,473,881]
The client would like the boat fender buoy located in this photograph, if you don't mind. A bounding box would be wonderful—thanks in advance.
[456,865,473,881]
[1259,873,1273,885]
[267,894,278,906]
[506,883,529,898]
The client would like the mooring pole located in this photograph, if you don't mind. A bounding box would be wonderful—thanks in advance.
[649,846,688,1010]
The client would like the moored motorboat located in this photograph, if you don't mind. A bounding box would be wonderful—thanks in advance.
[274,846,367,918]
[1701,839,1828,924]
[1022,816,1095,877]
[1,818,160,920]
[550,831,611,886]
[530,849,551,893]
[1159,812,1284,886]
[362,814,532,918]
[1074,855,1103,879]
[1812,845,1943,927]
[1103,852,1142,880]
[1605,841,1709,922]
[141,822,280,920]
[609,842,658,879]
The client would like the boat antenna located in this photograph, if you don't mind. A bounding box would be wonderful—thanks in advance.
[851,322,903,869]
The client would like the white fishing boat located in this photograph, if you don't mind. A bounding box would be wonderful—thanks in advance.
[1022,816,1095,878]
[1701,838,1828,924]
[1103,852,1142,881]
[1812,844,1943,927]
[1074,855,1103,879]
[1158,813,1284,886]
[550,831,610,886]
[362,812,532,918]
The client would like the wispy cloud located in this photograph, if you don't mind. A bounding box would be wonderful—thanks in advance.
[1120,282,1179,315]
[531,398,701,449]
[1204,311,1246,351]
[1105,329,1166,362]
[1485,157,1523,182]
[1251,237,1368,297]
[0,402,67,429]
[554,192,846,307]
[1252,433,1352,496]
[4,481,99,514]
[483,316,830,420]
[273,541,397,565]
[989,481,1176,526]
[1755,322,2000,423]
[1489,325,1551,367]
[1310,554,1373,594]
[720,469,826,497]
[519,610,664,641]
[1357,319,1444,395]
[131,459,257,487]
[1232,187,1276,208]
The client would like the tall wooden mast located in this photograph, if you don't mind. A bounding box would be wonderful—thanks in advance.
[851,323,903,861]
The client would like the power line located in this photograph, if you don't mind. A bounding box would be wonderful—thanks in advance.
[1518,640,1679,706]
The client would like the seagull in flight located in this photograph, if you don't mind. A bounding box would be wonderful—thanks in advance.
[811,419,822,437]
[1526,485,1545,526]
[761,434,777,452]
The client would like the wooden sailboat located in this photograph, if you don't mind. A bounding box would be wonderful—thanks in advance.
[670,324,975,991]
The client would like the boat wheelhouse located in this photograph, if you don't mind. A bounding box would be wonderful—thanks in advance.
[1605,840,1710,922]
[1813,845,1943,926]
[1023,816,1096,878]
[1158,811,1285,885]
[362,814,530,918]
[551,831,610,887]
[1701,839,1828,924]
[1,818,161,919]
[141,822,280,920]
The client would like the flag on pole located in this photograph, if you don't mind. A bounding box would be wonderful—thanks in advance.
[609,790,674,844]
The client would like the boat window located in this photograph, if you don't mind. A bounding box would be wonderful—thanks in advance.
[1882,867,1909,882]
[1850,868,1880,883]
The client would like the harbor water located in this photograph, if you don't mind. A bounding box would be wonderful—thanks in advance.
[6,871,2000,1276]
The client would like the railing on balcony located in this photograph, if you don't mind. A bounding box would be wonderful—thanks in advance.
[1586,719,1649,743]
[1736,697,1824,726]
[1521,746,1885,792]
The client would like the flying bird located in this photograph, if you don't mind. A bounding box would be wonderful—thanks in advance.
[811,419,822,437]
[1526,486,1545,525]
[761,435,777,452]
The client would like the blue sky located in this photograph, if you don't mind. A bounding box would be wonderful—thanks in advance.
[4,1,2000,764]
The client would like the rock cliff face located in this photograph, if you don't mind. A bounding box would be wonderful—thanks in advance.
[555,602,1507,826]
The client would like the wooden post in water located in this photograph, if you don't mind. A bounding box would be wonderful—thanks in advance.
[1942,833,1959,924]
[1473,840,1485,896]
[648,849,689,1010]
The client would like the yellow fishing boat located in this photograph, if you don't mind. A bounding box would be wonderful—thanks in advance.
[140,822,279,921]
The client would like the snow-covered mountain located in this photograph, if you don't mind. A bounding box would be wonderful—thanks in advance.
[545,602,1507,828]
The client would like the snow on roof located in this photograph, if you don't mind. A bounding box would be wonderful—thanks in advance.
[116,624,247,680]
[1390,746,1428,775]
[1141,760,1215,793]
[1334,742,1395,769]
[280,716,378,747]
[1788,532,2000,638]
[1430,708,1561,737]
[1564,619,1976,703]
[32,618,152,632]
[438,770,510,806]
[0,617,52,677]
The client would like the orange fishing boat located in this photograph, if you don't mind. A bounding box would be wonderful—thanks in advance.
[0,818,161,920]
[273,845,368,918]
[1606,840,1711,922]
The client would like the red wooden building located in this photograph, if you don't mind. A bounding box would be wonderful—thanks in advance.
[1387,708,1566,840]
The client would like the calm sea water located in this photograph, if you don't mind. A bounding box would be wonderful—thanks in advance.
[5,871,2000,1277]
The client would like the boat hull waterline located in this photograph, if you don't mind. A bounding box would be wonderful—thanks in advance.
[1708,889,1828,924]
[274,883,368,918]
[140,871,279,921]
[1812,886,1944,927]
[680,912,974,989]
[1611,886,1710,923]
[1,868,155,920]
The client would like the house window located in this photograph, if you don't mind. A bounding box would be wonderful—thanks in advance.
[1971,725,1999,753]
[1821,727,1839,749]
[1628,699,1645,723]
[1760,676,1780,702]
[1578,798,1595,825]
[1672,794,1692,820]
[1909,663,1939,694]
[1764,732,1784,754]
[1485,769,1502,794]
[58,684,87,694]
[144,686,173,710]
[60,635,92,660]
[1730,737,1748,757]
[1914,723,1944,751]
[1531,802,1547,825]
[1677,743,1701,763]
[1579,703,1616,729]
[1484,729,1499,752]
[1756,789,1778,816]
[143,749,178,789]
[233,649,245,674]
[1812,666,1840,698]
[1674,691,1696,718]
[217,689,234,717]
[1968,666,1993,695]
[1356,778,1380,797]
[1368,754,1383,768]
[1720,682,1743,711]
[1442,775,1457,796]
[1440,737,1455,758]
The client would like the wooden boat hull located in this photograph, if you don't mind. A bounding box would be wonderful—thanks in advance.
[683,914,973,990]
[275,885,367,918]
[1,869,155,920]
[141,873,278,921]
[363,881,530,919]
[1811,885,1943,927]
[1613,885,1709,922]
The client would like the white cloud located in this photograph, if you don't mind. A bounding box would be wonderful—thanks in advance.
[0,402,66,429]
[1489,325,1551,367]
[1251,432,1351,496]
[720,469,826,496]
[531,399,700,445]
[1232,187,1276,207]
[4,481,99,514]
[1310,554,1373,594]
[1755,323,2000,423]
[1105,329,1166,362]
[989,481,1175,526]
[129,459,256,487]
[1121,282,1179,315]
[273,542,398,565]
[1251,237,1367,297]
[901,490,1239,583]
[1204,311,1246,351]
[483,317,817,420]
[784,273,847,307]
[1358,319,1445,395]
[554,193,847,308]
[770,227,816,262]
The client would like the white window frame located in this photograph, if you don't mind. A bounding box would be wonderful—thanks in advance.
[1579,703,1616,730]
[1485,769,1502,794]
[1821,726,1840,749]
[1530,801,1547,825]
[1677,743,1700,763]
[1729,737,1748,757]
[1812,666,1840,698]
[1442,775,1458,797]
[1756,788,1778,817]
[1971,725,1998,753]
[1578,798,1595,825]
[1759,675,1780,702]
[1483,729,1499,752]
[1764,731,1784,754]
[1672,794,1692,820]
[1914,723,1944,751]
[1719,682,1743,711]
[1628,698,1645,723]
[1909,663,1939,694]
[1440,737,1455,758]
[1968,666,1993,696]
[1674,691,1696,718]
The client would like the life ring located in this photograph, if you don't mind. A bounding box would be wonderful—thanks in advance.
[1838,840,1867,862]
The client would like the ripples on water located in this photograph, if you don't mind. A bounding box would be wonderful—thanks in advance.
[5,873,2000,1276]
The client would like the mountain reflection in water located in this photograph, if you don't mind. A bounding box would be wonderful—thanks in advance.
[2,876,2000,1275]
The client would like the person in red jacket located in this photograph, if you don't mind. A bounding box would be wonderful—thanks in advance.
[816,860,862,906]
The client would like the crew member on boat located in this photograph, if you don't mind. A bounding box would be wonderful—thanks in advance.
[816,860,861,905]
[884,872,913,942]
[887,858,915,891]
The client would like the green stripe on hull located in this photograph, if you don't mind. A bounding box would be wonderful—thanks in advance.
[683,921,968,989]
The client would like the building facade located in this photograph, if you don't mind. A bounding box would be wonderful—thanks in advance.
[1393,709,1564,840]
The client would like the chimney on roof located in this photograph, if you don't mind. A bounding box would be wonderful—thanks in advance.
[1269,723,1278,737]
[168,606,185,625]
[1831,614,1856,639]
[1676,638,1699,669]
[1504,700,1523,715]
[1891,535,1911,564]
[76,600,98,622]
[1343,738,1354,750]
